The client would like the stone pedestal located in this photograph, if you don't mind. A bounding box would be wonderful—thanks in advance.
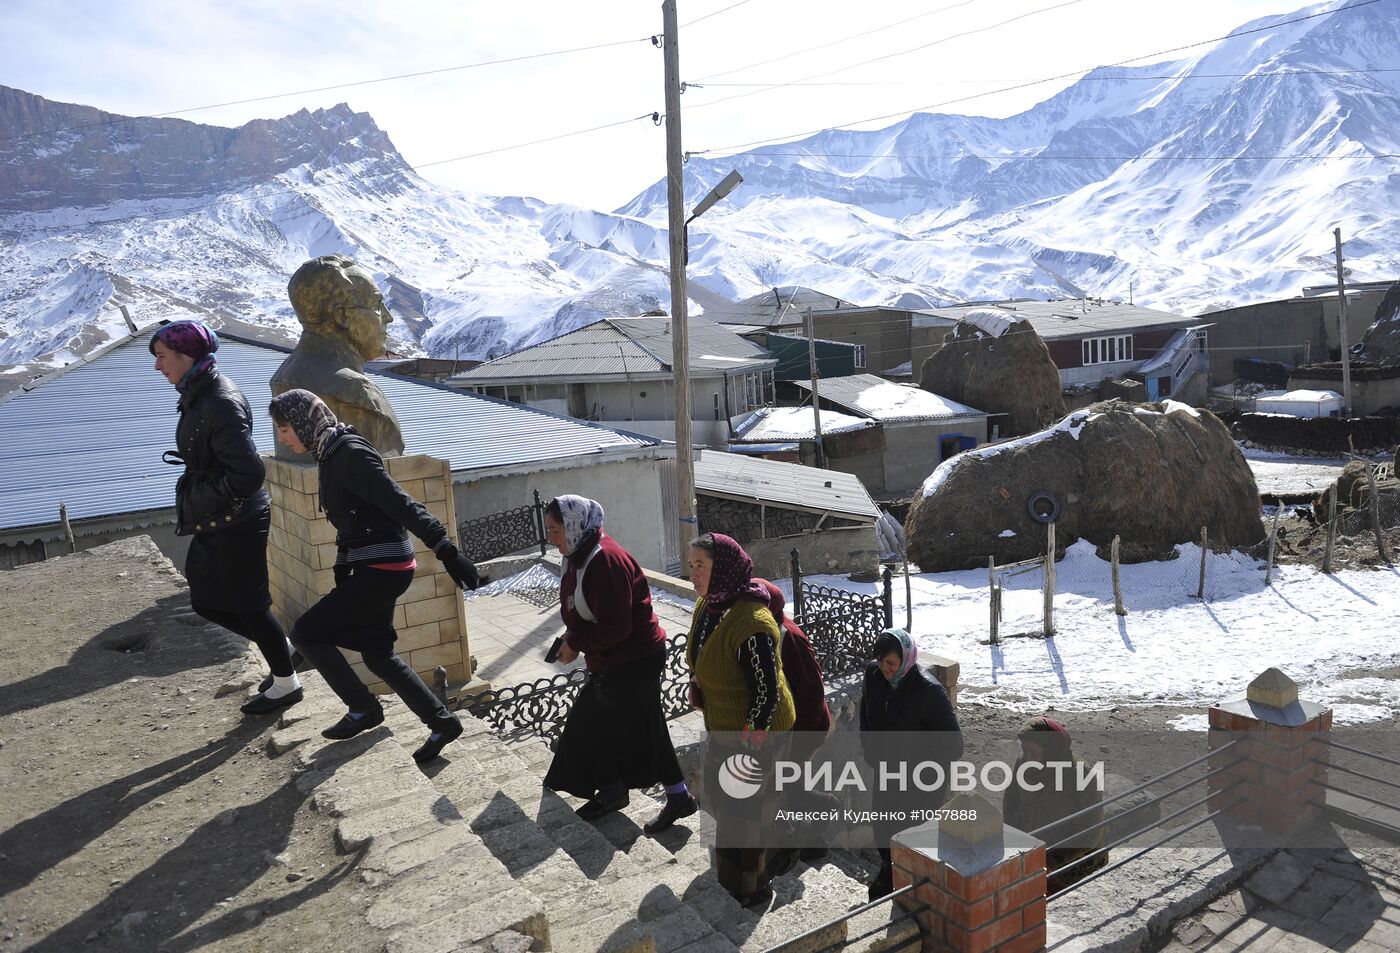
[1207,667,1331,833]
[891,794,1047,953]
[925,654,960,708]
[264,452,481,694]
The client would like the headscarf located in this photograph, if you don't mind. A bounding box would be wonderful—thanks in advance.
[872,628,918,688]
[699,533,770,612]
[268,389,351,460]
[150,320,219,391]
[552,494,605,558]
[1018,715,1072,759]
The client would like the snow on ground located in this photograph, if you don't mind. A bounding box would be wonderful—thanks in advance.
[790,539,1400,725]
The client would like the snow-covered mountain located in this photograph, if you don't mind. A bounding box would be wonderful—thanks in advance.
[2,0,1398,370]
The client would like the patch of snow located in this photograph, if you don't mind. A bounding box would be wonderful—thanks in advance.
[999,530,1018,538]
[961,307,1017,338]
[922,411,1099,497]
[1161,400,1200,417]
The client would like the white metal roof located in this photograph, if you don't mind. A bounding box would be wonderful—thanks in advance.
[791,374,987,422]
[449,315,775,383]
[731,406,876,442]
[694,451,878,521]
[918,299,1195,340]
[0,330,658,534]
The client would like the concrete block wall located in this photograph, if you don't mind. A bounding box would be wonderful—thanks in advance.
[264,453,473,694]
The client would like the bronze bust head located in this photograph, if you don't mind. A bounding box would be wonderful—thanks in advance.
[270,255,405,458]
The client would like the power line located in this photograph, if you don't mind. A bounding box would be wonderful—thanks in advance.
[694,0,984,82]
[681,0,755,28]
[699,150,1400,161]
[685,0,1087,118]
[692,0,1387,156]
[698,66,1400,88]
[0,34,656,145]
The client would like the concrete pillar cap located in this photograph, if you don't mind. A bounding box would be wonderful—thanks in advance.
[942,791,1002,844]
[1247,667,1299,709]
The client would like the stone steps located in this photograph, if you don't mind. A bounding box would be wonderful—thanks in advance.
[266,675,549,953]
[486,723,920,953]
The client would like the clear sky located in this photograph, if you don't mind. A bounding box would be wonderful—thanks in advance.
[2,0,1308,211]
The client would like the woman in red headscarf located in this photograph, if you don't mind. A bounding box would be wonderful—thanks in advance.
[685,533,796,908]
[151,320,301,716]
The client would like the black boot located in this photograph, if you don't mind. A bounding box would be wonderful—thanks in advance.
[321,706,385,740]
[412,716,463,764]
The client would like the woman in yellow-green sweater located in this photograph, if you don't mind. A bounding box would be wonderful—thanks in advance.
[685,532,796,909]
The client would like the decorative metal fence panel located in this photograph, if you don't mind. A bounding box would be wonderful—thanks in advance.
[458,491,546,564]
[460,546,891,750]
[795,581,888,681]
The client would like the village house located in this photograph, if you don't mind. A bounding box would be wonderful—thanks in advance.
[445,315,777,447]
[791,374,992,495]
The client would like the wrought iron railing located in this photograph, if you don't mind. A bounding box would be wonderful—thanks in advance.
[458,490,546,564]
[461,548,892,750]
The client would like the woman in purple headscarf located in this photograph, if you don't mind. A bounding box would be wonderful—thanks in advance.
[150,320,301,716]
[685,532,797,908]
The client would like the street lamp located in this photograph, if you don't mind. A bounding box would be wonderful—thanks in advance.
[667,168,743,575]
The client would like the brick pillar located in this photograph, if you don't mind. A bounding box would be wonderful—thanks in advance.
[264,452,487,695]
[891,793,1047,953]
[1207,667,1331,833]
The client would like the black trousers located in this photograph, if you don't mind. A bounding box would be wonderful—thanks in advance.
[194,606,294,678]
[290,567,451,728]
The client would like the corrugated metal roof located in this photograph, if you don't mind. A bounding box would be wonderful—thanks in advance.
[792,374,988,422]
[705,286,848,328]
[0,331,657,534]
[694,451,878,521]
[731,406,876,442]
[449,316,775,383]
[917,299,1195,340]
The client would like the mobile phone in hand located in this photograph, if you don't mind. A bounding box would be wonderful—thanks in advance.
[545,636,564,664]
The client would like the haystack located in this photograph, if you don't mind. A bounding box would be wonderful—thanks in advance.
[906,400,1265,571]
[1353,281,1400,366]
[918,309,1065,436]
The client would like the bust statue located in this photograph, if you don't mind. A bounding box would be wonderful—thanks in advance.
[270,254,405,458]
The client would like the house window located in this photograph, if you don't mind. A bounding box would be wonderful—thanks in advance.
[853,344,867,369]
[745,374,757,410]
[713,393,721,420]
[1081,335,1133,366]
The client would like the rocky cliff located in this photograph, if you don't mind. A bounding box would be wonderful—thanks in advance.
[0,85,409,212]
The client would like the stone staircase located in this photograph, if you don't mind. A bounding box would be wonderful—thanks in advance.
[266,671,921,953]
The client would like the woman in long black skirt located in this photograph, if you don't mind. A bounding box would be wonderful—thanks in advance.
[151,320,300,715]
[268,389,478,762]
[541,495,696,834]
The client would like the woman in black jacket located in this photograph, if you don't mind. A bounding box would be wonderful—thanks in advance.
[268,389,478,763]
[152,320,301,716]
[859,628,963,901]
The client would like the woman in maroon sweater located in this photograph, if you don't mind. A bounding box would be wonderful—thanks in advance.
[542,495,696,833]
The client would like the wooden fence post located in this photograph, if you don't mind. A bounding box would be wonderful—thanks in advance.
[1111,535,1126,616]
[58,502,76,554]
[988,556,998,644]
[1323,486,1338,574]
[1265,507,1281,586]
[904,558,913,634]
[1042,521,1056,637]
[1364,463,1392,565]
[1196,526,1208,599]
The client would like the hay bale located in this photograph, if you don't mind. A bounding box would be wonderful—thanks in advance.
[1353,280,1400,366]
[906,400,1265,571]
[1099,378,1148,402]
[918,309,1066,436]
[1312,459,1370,512]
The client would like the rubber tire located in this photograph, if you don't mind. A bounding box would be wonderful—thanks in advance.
[1027,491,1061,524]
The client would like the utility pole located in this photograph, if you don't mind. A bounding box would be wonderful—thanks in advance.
[805,307,826,467]
[1333,227,1353,417]
[662,0,696,574]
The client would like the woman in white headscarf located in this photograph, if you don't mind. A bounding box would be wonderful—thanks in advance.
[541,495,695,834]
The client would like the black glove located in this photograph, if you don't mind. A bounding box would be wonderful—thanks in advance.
[436,544,479,591]
[333,564,351,587]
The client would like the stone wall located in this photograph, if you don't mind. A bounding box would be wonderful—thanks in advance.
[265,453,477,693]
[697,495,862,541]
[744,524,880,580]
